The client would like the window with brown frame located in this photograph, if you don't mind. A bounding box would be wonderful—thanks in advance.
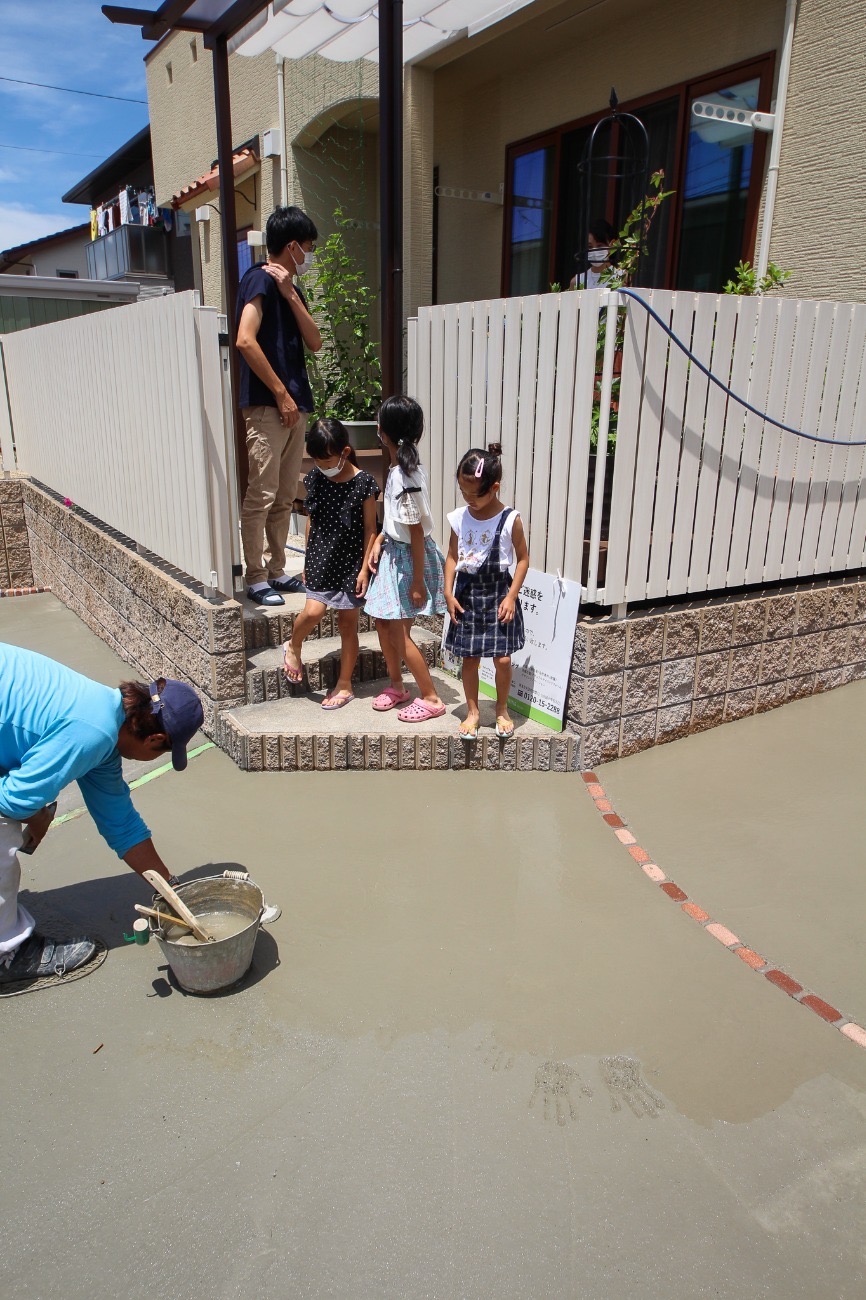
[502,54,775,297]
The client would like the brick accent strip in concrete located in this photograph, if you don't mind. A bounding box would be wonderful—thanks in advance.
[580,771,866,1051]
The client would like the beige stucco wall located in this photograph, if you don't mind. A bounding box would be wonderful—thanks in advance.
[145,34,381,314]
[432,0,786,306]
[144,0,866,322]
[767,0,866,301]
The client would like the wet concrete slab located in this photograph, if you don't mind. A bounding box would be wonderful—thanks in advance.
[4,600,866,1298]
[599,682,866,1027]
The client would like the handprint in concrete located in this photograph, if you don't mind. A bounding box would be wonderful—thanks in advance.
[529,1060,593,1125]
[600,1056,664,1118]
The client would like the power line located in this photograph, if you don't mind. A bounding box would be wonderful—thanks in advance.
[0,142,104,159]
[0,75,146,105]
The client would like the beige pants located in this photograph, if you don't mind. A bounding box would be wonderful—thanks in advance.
[240,405,309,587]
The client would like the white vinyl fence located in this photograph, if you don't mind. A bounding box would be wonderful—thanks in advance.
[409,288,866,610]
[409,289,605,578]
[0,291,238,595]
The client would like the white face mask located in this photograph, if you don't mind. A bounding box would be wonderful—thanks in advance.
[294,246,315,276]
[587,247,609,265]
[318,455,346,479]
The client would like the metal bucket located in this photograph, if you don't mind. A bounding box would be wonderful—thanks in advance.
[149,873,267,994]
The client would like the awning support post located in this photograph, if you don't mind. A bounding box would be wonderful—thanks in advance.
[209,30,247,497]
[379,0,404,401]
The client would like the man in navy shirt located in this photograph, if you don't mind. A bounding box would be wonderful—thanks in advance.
[237,206,323,606]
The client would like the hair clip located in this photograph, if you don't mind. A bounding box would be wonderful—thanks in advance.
[474,457,484,478]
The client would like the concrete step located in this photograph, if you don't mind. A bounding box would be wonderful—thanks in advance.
[241,591,379,651]
[218,667,578,773]
[245,628,440,702]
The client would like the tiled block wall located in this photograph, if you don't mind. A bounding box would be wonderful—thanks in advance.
[22,481,245,736]
[0,477,34,589]
[568,582,866,768]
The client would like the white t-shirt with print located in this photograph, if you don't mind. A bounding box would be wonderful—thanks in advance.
[382,463,436,542]
[447,506,518,573]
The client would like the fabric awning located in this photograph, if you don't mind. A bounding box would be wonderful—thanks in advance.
[229,0,535,63]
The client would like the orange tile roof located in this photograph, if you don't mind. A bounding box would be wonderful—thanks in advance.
[171,146,259,208]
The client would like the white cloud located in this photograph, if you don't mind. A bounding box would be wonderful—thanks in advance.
[0,204,83,255]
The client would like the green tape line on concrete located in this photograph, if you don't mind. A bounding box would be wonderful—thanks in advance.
[51,741,215,829]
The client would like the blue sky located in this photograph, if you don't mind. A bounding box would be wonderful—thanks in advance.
[0,0,150,252]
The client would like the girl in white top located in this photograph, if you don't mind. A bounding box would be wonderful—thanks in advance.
[365,396,448,723]
[444,443,529,740]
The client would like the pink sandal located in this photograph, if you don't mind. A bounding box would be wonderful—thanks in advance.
[372,686,412,712]
[282,642,304,684]
[397,699,447,724]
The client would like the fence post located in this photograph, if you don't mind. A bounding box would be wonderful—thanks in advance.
[0,343,16,474]
[217,315,243,595]
[407,317,417,394]
[585,290,620,603]
[194,305,238,599]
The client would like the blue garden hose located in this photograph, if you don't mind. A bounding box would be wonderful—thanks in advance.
[616,288,866,447]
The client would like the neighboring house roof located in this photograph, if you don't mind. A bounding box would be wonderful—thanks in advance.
[0,224,90,274]
[171,145,259,208]
[62,126,153,207]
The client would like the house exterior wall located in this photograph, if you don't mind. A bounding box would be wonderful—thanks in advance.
[1,230,91,280]
[767,0,866,301]
[432,0,785,306]
[145,35,438,329]
[146,34,381,314]
[144,0,866,320]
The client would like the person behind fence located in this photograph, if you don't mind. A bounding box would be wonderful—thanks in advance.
[443,444,529,741]
[281,418,380,709]
[0,644,203,985]
[236,205,323,608]
[365,395,448,723]
[570,217,617,290]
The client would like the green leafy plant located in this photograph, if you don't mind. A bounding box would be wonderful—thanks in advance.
[588,171,673,450]
[723,260,792,295]
[305,208,382,420]
[600,169,674,288]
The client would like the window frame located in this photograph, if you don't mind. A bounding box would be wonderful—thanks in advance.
[501,130,559,298]
[501,52,776,296]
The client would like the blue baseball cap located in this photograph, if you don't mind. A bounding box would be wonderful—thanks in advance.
[149,678,204,771]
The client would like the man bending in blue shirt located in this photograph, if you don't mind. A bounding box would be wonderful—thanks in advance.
[0,645,203,984]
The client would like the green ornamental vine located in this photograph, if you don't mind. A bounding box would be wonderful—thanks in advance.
[306,207,382,420]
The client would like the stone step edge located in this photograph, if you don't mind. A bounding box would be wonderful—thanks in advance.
[243,608,445,651]
[246,634,440,703]
[216,711,580,773]
[246,625,439,670]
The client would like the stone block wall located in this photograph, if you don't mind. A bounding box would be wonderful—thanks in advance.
[22,481,245,736]
[0,478,34,589]
[567,581,866,769]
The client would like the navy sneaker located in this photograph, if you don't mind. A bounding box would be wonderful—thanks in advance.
[0,933,97,982]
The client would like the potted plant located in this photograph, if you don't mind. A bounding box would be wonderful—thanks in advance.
[306,207,382,450]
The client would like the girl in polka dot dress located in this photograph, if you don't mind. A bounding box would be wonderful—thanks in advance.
[282,418,379,709]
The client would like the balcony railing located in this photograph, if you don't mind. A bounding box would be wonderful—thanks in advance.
[86,224,169,280]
